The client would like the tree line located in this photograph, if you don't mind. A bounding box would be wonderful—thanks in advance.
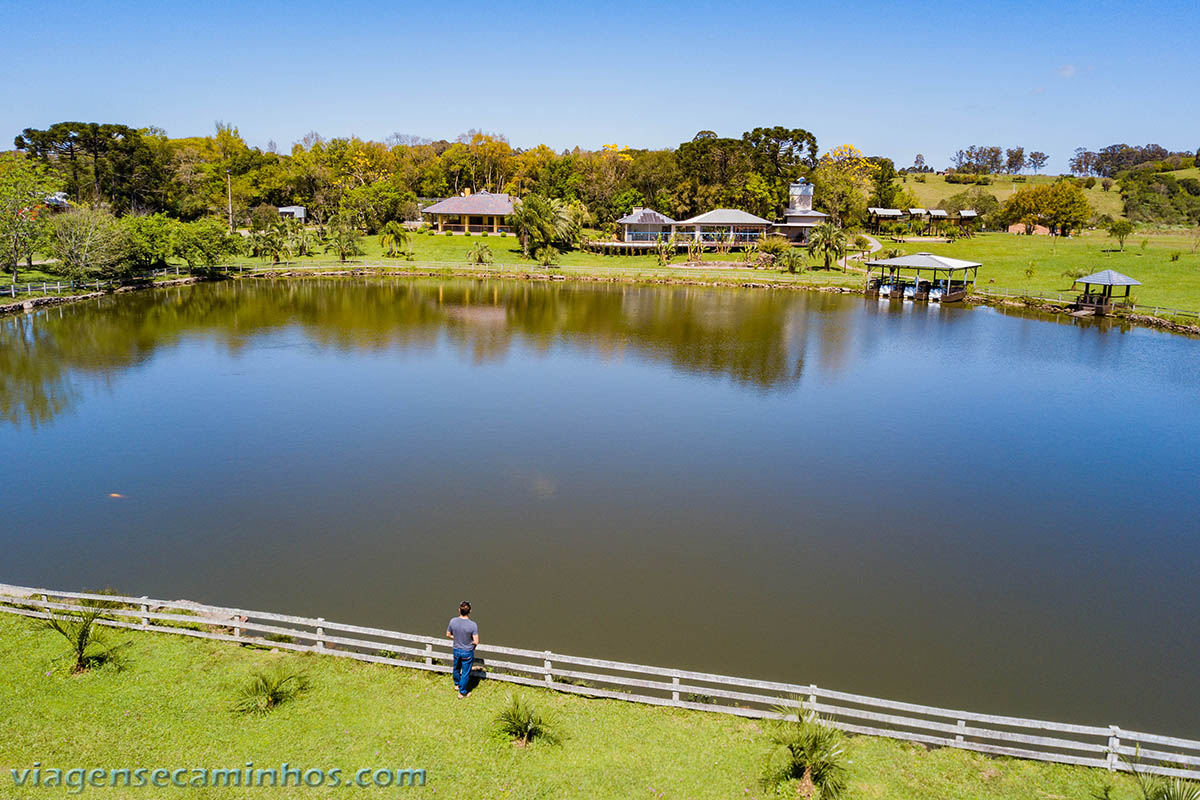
[9,121,833,230]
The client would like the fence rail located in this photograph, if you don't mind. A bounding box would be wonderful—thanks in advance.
[973,286,1200,319]
[1,583,1196,779]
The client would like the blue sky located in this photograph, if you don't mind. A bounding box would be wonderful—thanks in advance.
[3,0,1197,172]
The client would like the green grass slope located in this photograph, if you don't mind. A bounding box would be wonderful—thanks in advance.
[901,173,1126,219]
[0,613,1144,799]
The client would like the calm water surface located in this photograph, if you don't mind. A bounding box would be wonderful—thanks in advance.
[2,279,1198,735]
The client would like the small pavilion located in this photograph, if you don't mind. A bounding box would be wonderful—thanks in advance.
[867,207,904,233]
[672,209,772,243]
[864,252,982,302]
[1072,269,1140,316]
[617,207,676,242]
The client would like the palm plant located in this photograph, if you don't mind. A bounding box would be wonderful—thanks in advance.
[761,707,848,798]
[39,606,123,673]
[686,235,704,263]
[285,219,319,258]
[233,667,310,715]
[467,242,493,265]
[807,223,848,271]
[654,233,677,266]
[779,249,806,274]
[378,221,410,258]
[323,215,364,262]
[535,246,559,267]
[493,694,561,747]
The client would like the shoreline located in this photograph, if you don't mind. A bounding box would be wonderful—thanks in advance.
[4,266,1198,337]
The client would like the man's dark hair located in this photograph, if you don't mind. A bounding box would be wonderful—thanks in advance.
[459,601,471,616]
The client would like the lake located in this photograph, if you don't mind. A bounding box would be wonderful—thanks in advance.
[2,278,1198,736]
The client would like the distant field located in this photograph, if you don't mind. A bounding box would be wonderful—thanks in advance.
[888,230,1200,310]
[900,173,1126,219]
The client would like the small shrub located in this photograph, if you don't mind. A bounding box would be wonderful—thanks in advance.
[493,694,561,746]
[38,607,128,673]
[233,667,310,715]
[467,242,494,265]
[761,707,849,798]
[264,633,297,644]
[500,231,508,237]
[1102,178,1114,191]
[913,175,926,183]
[535,246,560,267]
[84,587,131,610]
[444,230,454,236]
[480,231,489,237]
[1169,251,1181,262]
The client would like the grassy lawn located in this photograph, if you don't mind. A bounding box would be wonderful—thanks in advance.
[887,231,1200,311]
[901,172,1126,219]
[0,613,1145,799]
[7,227,1200,317]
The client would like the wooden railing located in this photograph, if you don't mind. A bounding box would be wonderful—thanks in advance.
[1,583,1197,779]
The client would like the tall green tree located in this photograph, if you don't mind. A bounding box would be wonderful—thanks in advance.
[48,206,130,279]
[0,153,57,282]
[506,194,571,257]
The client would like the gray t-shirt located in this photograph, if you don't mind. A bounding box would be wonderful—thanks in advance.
[447,617,478,651]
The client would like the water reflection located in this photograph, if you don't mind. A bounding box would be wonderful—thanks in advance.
[1,279,825,426]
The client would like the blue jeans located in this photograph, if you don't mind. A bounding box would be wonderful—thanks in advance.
[452,648,475,694]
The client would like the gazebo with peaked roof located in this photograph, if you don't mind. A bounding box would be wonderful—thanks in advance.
[864,252,982,302]
[617,207,676,242]
[1073,269,1140,316]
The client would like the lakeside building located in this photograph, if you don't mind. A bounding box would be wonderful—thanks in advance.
[772,179,828,243]
[865,252,982,302]
[421,191,515,233]
[278,205,307,222]
[588,179,827,253]
[671,209,773,242]
[1073,269,1140,316]
[616,207,676,242]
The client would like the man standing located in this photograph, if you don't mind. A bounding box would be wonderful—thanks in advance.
[445,601,479,698]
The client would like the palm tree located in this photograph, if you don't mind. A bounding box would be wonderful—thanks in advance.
[807,223,848,271]
[322,214,363,262]
[506,194,571,258]
[378,221,410,258]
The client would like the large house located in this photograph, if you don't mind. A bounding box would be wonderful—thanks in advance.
[421,191,515,233]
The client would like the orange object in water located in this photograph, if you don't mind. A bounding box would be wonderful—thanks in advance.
[108,493,125,498]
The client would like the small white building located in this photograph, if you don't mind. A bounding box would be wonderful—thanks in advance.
[616,207,676,242]
[672,209,773,242]
[278,205,307,222]
[771,180,828,243]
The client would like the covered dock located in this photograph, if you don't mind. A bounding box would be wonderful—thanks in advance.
[864,252,982,302]
[1072,269,1140,316]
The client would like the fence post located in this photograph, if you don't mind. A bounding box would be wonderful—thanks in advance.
[543,651,553,685]
[139,597,149,630]
[807,684,817,715]
[1107,726,1121,771]
[314,618,325,650]
[956,719,966,743]
[424,643,433,667]
[671,675,681,703]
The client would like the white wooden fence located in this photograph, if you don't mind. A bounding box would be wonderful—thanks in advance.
[2,583,1197,780]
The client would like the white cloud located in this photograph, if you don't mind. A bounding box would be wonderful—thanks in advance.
[1057,64,1078,78]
